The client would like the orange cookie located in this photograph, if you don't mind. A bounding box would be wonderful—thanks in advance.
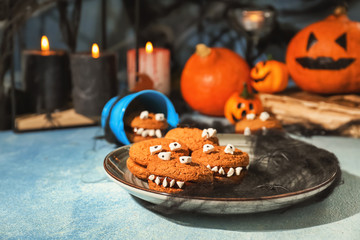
[147,154,213,194]
[126,157,149,180]
[130,111,168,142]
[192,144,249,184]
[235,112,282,135]
[165,127,219,152]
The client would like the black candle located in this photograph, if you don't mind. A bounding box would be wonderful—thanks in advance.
[21,36,71,114]
[70,44,117,118]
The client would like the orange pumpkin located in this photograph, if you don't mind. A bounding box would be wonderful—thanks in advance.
[250,60,289,93]
[181,43,250,116]
[286,6,360,94]
[224,84,263,124]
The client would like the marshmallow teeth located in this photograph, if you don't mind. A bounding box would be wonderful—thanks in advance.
[169,142,181,151]
[149,176,185,189]
[227,168,235,177]
[170,179,175,187]
[205,165,244,177]
[202,128,217,139]
[235,167,242,175]
[244,127,251,136]
[162,177,168,187]
[137,128,144,135]
[155,113,165,121]
[179,156,192,164]
[134,128,162,138]
[203,144,215,153]
[177,181,185,189]
[224,144,235,155]
[155,129,162,138]
[158,152,171,160]
[150,145,162,155]
[140,111,149,119]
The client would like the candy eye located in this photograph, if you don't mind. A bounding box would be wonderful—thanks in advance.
[140,111,149,119]
[179,156,192,164]
[150,145,162,155]
[155,113,165,121]
[237,103,243,109]
[224,144,235,155]
[158,152,171,160]
[203,144,215,153]
[202,128,217,139]
[169,142,181,151]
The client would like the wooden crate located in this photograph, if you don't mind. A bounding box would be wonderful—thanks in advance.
[259,90,360,137]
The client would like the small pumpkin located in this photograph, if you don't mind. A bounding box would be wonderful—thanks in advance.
[181,43,250,116]
[250,60,289,93]
[286,6,360,94]
[224,84,263,124]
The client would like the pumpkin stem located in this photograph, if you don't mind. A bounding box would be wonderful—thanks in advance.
[240,83,254,99]
[334,6,347,16]
[196,44,212,58]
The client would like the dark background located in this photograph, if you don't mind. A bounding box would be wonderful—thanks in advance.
[1,0,359,130]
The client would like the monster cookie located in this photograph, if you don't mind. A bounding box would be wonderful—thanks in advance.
[146,154,213,194]
[235,112,282,135]
[127,138,190,180]
[165,127,219,152]
[192,144,249,184]
[129,111,168,142]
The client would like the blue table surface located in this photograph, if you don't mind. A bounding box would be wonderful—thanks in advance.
[0,126,359,240]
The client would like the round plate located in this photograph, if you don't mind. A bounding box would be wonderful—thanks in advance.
[103,136,338,214]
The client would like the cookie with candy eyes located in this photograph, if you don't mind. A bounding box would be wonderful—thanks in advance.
[191,144,249,184]
[146,155,213,194]
[235,112,282,135]
[129,111,169,142]
[165,127,219,152]
[127,138,190,181]
[128,138,190,168]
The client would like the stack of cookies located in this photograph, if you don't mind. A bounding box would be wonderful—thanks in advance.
[126,127,249,194]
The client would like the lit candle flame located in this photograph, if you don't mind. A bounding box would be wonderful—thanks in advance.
[248,12,264,23]
[92,43,100,58]
[145,42,153,53]
[41,35,50,52]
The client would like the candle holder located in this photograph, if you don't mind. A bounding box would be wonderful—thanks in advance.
[227,6,276,66]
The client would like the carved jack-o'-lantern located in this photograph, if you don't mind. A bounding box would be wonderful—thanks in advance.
[250,60,289,93]
[224,84,263,125]
[286,6,360,94]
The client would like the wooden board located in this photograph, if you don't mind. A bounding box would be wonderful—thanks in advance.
[259,90,360,137]
[15,108,98,131]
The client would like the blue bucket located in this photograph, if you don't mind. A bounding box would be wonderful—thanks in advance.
[101,90,179,145]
